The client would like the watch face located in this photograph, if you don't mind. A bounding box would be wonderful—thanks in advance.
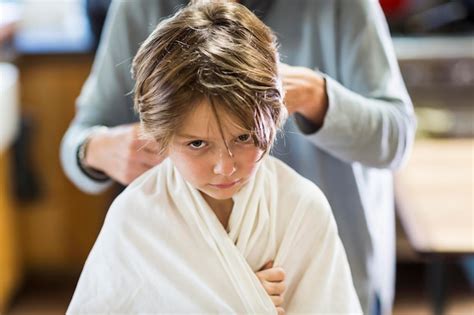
[78,136,90,165]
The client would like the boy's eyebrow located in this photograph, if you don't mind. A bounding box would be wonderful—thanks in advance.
[175,133,209,139]
[175,131,247,140]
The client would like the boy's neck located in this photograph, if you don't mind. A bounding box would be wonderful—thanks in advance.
[201,194,234,230]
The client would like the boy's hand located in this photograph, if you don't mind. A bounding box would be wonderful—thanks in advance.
[256,261,286,315]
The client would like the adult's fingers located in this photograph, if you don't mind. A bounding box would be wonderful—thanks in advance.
[115,161,151,185]
[129,142,166,168]
[134,139,161,155]
[281,77,308,87]
[279,63,312,76]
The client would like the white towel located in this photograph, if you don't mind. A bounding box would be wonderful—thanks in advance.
[67,156,362,314]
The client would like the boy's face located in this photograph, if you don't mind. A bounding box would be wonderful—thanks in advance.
[168,100,263,203]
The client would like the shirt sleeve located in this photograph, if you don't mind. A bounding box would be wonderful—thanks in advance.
[295,0,416,170]
[60,0,154,194]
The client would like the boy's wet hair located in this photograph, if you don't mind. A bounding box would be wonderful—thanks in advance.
[132,1,286,155]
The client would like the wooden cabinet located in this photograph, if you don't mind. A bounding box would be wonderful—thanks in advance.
[14,53,113,273]
[0,150,21,312]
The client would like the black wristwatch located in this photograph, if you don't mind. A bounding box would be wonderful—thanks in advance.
[77,127,109,181]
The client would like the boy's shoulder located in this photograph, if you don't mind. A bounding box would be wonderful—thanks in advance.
[264,156,330,213]
[265,156,324,196]
[105,159,172,224]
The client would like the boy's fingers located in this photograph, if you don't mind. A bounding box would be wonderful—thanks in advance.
[259,261,273,271]
[271,295,284,307]
[263,280,286,295]
[259,267,285,282]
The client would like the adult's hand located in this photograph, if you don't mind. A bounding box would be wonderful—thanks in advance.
[84,123,166,185]
[279,63,328,128]
[256,261,286,315]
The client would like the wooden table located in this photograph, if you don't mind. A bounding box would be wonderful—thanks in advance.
[395,138,474,315]
[396,138,474,255]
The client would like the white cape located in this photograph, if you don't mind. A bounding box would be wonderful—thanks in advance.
[67,156,362,314]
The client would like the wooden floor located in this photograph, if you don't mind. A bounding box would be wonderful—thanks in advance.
[5,263,474,315]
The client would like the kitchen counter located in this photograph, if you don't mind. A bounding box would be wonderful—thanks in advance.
[392,36,474,60]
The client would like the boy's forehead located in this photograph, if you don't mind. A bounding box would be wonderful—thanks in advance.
[178,100,247,139]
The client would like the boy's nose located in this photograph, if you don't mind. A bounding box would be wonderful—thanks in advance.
[213,151,236,177]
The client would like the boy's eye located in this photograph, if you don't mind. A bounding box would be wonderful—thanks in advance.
[188,140,206,149]
[237,134,251,143]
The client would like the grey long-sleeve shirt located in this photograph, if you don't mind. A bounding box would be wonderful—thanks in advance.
[61,1,416,314]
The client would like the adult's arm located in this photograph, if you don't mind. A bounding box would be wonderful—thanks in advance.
[296,0,416,170]
[60,1,159,194]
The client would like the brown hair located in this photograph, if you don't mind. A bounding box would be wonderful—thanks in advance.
[132,1,286,155]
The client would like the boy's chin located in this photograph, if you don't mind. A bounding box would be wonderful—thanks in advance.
[199,182,247,201]
[201,189,237,201]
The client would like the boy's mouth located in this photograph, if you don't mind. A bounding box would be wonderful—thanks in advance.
[209,179,241,189]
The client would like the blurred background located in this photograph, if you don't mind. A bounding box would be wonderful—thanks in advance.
[0,0,472,314]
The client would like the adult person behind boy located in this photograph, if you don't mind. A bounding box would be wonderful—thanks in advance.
[61,1,416,314]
